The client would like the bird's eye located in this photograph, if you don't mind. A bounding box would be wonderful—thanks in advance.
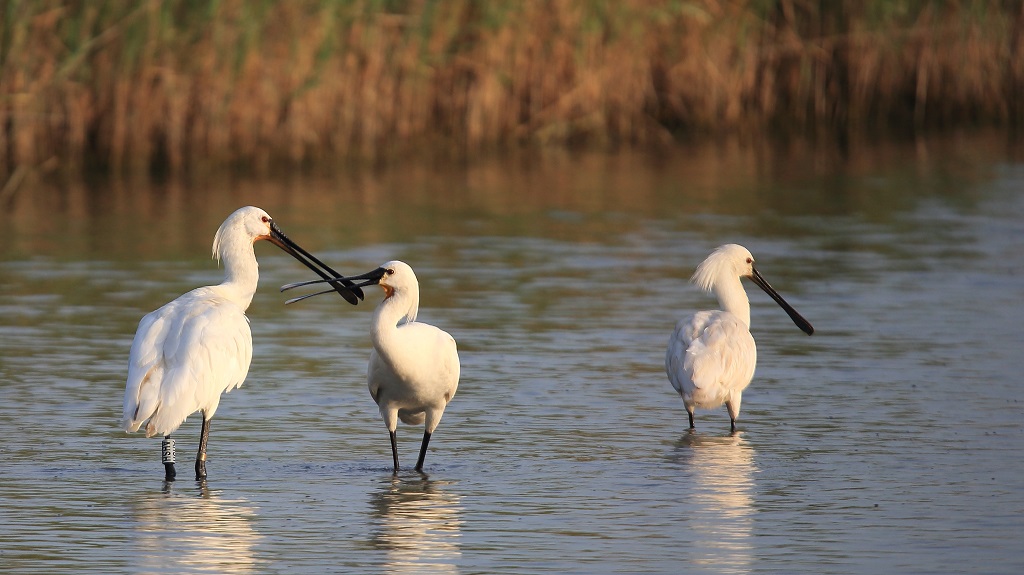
[261,216,270,223]
[746,257,753,264]
[386,268,395,276]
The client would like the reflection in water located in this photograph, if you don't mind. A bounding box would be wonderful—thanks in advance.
[370,477,464,575]
[131,482,262,574]
[671,432,757,574]
[2,135,1021,574]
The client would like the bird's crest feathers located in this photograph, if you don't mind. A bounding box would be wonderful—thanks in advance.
[690,244,752,293]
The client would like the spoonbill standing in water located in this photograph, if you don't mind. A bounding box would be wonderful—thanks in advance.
[283,260,460,473]
[666,244,813,432]
[122,206,363,481]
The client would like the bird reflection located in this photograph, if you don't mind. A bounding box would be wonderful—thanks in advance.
[131,482,262,574]
[370,476,464,575]
[670,432,756,574]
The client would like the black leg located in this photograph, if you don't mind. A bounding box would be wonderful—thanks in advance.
[162,435,176,481]
[688,411,695,429]
[415,431,432,472]
[195,415,210,481]
[730,418,737,433]
[389,429,399,473]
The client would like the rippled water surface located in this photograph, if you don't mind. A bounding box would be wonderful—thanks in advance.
[2,138,1023,574]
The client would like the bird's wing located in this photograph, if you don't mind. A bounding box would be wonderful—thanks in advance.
[437,328,460,402]
[367,348,388,405]
[170,293,254,396]
[123,306,173,431]
[666,311,716,395]
[407,323,461,399]
[684,313,756,394]
[122,289,253,436]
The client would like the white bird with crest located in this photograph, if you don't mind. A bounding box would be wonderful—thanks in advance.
[122,206,362,481]
[283,260,460,473]
[666,244,813,432]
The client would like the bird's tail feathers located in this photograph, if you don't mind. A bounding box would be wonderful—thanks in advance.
[123,416,144,433]
[123,389,159,434]
[398,408,426,426]
[125,368,194,437]
[144,409,191,438]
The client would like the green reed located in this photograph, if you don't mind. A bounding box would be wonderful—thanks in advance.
[1,0,1021,181]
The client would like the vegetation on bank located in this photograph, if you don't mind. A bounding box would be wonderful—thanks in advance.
[2,0,1023,181]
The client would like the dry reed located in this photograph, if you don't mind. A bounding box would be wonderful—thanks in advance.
[1,0,1022,181]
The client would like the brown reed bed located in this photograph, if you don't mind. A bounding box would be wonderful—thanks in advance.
[1,0,1022,183]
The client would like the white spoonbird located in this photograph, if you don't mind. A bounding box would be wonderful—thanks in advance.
[122,206,363,481]
[666,244,813,432]
[283,260,460,473]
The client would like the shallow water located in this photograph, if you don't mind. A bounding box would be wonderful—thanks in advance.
[1,137,1023,574]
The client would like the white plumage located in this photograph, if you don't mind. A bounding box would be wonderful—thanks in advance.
[666,244,813,432]
[123,286,253,438]
[280,259,460,472]
[366,261,460,472]
[123,206,358,480]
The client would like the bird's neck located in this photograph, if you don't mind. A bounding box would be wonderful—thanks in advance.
[370,291,419,350]
[715,277,751,327]
[216,241,259,310]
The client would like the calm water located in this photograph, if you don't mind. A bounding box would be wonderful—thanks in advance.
[1,136,1023,574]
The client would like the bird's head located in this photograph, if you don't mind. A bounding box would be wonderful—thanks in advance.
[692,243,813,336]
[374,260,417,300]
[213,206,364,304]
[691,243,755,292]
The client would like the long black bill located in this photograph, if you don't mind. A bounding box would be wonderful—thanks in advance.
[749,267,814,335]
[266,221,364,305]
[281,267,387,305]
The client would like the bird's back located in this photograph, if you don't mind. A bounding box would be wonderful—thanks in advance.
[666,310,756,408]
[123,287,253,437]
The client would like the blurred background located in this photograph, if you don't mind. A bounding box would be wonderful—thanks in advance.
[3,0,1024,182]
